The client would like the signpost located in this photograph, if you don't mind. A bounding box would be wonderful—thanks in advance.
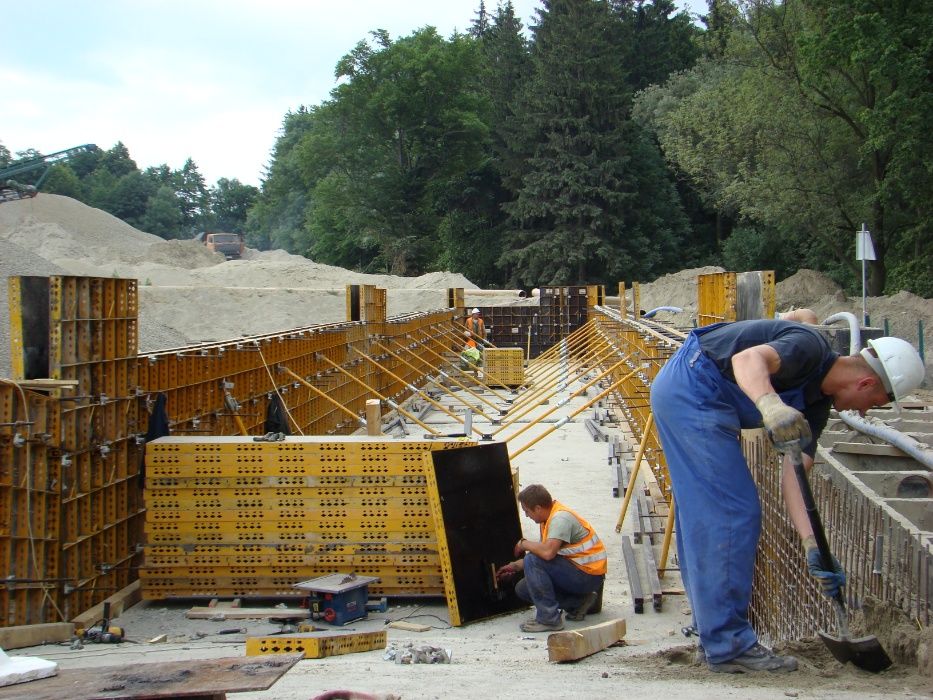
[856,223,876,326]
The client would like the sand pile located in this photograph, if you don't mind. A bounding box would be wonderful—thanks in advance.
[1,195,930,382]
[0,194,481,374]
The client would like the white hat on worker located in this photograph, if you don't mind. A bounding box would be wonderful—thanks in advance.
[860,337,925,407]
[471,308,480,314]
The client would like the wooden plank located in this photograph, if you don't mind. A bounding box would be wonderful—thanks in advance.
[71,580,141,628]
[832,442,911,458]
[387,620,431,632]
[0,654,302,700]
[0,623,74,650]
[186,606,309,620]
[547,618,627,663]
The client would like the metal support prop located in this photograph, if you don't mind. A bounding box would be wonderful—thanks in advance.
[280,366,366,428]
[316,354,440,435]
[433,325,518,392]
[507,369,639,460]
[378,340,500,418]
[350,347,485,438]
[493,355,632,436]
[411,328,512,402]
[524,320,596,378]
[505,341,615,418]
[508,331,612,410]
[615,412,655,533]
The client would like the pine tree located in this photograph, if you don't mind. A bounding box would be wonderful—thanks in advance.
[501,0,688,285]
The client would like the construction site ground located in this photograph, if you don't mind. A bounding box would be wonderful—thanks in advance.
[10,382,933,700]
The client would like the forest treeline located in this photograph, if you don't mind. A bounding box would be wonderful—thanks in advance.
[3,0,930,296]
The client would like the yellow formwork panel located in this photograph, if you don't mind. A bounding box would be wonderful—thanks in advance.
[143,550,441,568]
[483,348,524,387]
[245,630,387,659]
[145,490,430,509]
[140,436,474,599]
[142,585,442,600]
[147,506,434,522]
[147,475,429,489]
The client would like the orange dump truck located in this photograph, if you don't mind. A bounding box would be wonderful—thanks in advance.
[197,231,245,260]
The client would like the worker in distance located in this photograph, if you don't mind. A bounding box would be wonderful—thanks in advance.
[650,319,924,673]
[496,484,607,632]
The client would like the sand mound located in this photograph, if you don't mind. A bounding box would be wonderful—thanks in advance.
[0,194,481,372]
[1,194,929,385]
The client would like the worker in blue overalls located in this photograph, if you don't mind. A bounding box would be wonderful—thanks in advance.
[650,319,924,673]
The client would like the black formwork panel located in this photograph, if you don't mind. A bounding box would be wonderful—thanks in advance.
[426,442,526,625]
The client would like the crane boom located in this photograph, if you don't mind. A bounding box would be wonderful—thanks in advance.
[0,144,98,203]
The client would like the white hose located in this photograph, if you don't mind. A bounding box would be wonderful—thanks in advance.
[821,312,862,354]
[836,410,933,469]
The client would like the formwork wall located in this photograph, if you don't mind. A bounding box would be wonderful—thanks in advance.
[140,436,474,600]
[1,275,461,626]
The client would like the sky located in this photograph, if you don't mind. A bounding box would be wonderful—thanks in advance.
[2,1,708,188]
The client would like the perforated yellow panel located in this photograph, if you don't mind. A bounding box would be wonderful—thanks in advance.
[245,630,387,658]
[140,436,474,599]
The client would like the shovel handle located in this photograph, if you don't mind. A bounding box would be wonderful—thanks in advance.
[787,448,848,617]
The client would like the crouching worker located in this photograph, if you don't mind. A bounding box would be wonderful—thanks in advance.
[459,331,481,369]
[496,484,606,632]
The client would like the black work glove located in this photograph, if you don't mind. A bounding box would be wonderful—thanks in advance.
[806,547,846,599]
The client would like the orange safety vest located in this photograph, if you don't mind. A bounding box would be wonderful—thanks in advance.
[540,501,607,576]
[465,317,485,338]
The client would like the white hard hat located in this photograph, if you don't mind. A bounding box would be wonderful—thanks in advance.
[471,308,480,314]
[860,337,925,403]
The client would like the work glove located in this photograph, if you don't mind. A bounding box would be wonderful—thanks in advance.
[755,393,811,446]
[806,547,847,599]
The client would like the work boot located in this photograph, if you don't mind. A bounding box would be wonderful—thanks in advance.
[566,591,599,621]
[520,615,564,633]
[707,643,798,673]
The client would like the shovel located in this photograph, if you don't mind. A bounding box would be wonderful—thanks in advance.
[786,446,892,672]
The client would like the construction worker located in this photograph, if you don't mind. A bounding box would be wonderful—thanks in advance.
[650,319,924,673]
[496,484,607,632]
[460,330,481,369]
[464,308,486,346]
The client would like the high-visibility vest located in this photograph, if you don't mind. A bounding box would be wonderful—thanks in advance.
[466,317,484,337]
[540,501,607,576]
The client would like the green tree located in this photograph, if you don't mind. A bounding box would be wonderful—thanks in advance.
[637,0,933,295]
[140,185,184,238]
[98,142,138,177]
[210,178,259,233]
[500,0,689,285]
[301,27,490,274]
[42,164,84,199]
[174,158,209,233]
[0,141,11,168]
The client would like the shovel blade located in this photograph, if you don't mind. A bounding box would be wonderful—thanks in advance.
[818,631,892,673]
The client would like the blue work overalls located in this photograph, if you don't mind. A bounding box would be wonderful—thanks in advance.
[649,324,823,664]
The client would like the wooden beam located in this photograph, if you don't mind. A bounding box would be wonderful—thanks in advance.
[387,620,431,632]
[832,442,911,458]
[186,606,309,620]
[71,580,141,627]
[547,618,627,663]
[0,622,74,650]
